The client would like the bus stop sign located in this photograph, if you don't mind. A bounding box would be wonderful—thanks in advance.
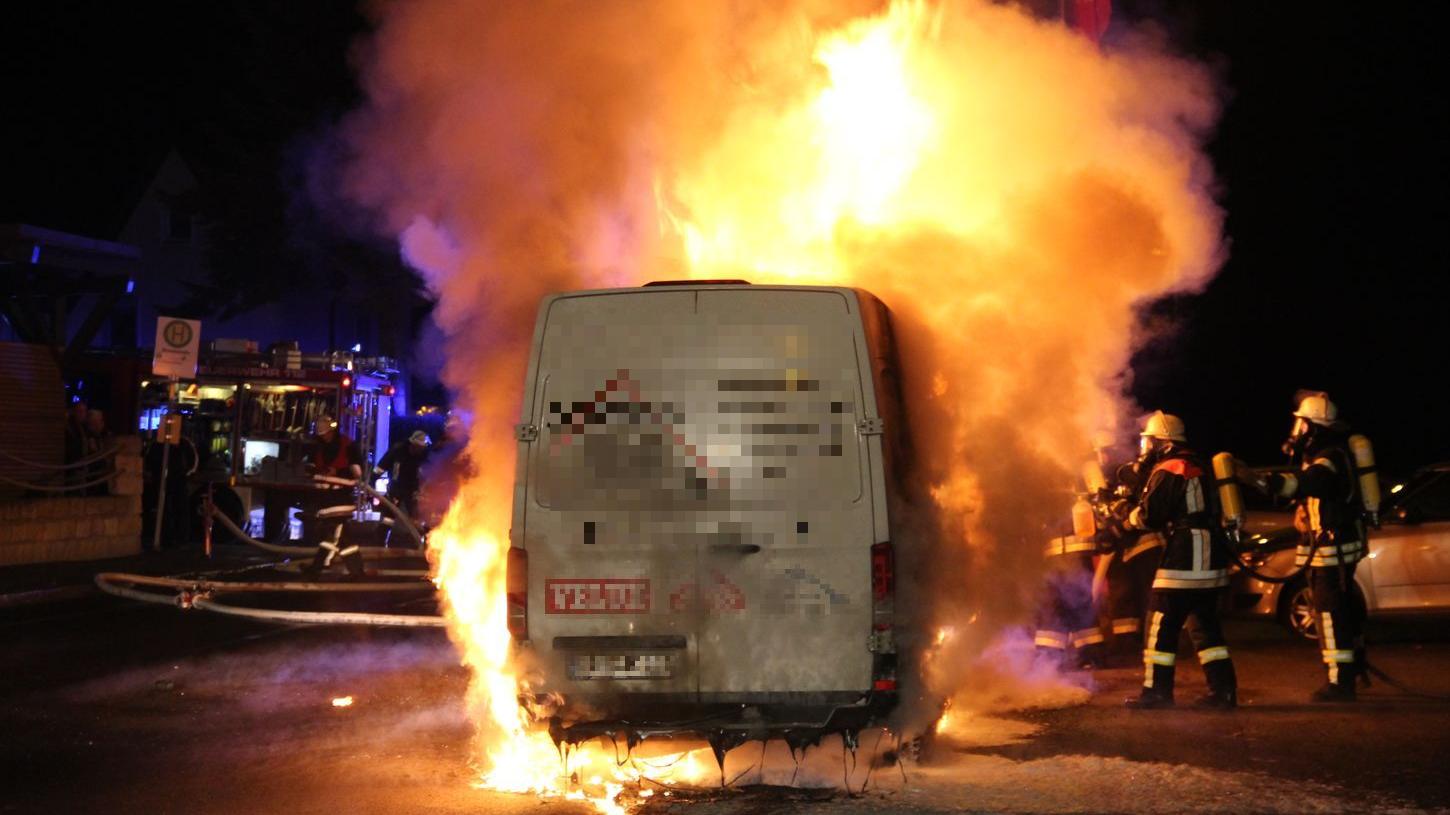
[152,316,201,378]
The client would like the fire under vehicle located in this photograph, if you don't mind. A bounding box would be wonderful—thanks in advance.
[508,282,908,745]
[138,341,403,544]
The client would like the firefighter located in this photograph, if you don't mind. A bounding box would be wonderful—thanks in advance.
[310,413,363,479]
[1035,529,1105,669]
[1092,435,1166,664]
[303,413,363,546]
[1036,467,1106,669]
[374,430,432,519]
[1244,392,1369,702]
[1119,411,1237,709]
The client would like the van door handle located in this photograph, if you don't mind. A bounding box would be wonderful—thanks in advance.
[710,543,761,554]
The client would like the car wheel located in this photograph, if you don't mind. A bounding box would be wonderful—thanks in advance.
[1280,579,1319,641]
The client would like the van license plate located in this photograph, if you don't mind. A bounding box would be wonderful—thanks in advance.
[567,653,675,680]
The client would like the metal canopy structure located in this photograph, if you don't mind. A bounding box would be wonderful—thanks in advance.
[0,223,139,367]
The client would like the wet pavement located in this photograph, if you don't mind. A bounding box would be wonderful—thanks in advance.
[3,585,1449,814]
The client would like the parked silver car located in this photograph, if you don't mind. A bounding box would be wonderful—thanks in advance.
[1232,463,1450,638]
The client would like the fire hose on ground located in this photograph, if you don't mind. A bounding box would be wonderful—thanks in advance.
[188,596,446,628]
[94,571,447,628]
[95,572,434,594]
[95,476,446,627]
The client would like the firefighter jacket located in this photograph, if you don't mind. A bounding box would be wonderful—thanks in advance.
[1270,439,1365,568]
[1125,448,1230,590]
[1044,534,1097,559]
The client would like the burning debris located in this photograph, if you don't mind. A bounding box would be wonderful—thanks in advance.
[341,0,1224,811]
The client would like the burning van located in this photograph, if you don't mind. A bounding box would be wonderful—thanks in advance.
[507,281,907,739]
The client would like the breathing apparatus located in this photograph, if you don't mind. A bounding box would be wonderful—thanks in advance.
[1071,428,1141,547]
[1349,434,1381,528]
[1211,452,1307,584]
[1069,456,1102,540]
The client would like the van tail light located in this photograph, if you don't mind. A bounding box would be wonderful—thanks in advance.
[871,542,894,602]
[506,547,528,643]
[869,542,897,694]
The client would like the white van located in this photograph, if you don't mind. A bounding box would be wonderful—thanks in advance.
[507,282,907,742]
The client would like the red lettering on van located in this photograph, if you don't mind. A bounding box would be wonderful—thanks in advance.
[544,579,651,613]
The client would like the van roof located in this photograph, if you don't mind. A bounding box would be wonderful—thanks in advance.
[642,279,750,287]
[543,282,865,301]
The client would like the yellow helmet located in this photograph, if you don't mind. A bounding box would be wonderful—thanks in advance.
[1140,410,1187,442]
[1292,391,1338,426]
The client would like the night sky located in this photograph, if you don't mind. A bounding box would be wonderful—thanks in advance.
[1120,2,1449,477]
[4,2,1446,476]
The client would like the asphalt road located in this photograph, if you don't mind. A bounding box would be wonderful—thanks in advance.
[3,592,1449,815]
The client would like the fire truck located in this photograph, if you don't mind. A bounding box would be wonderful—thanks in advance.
[138,340,404,544]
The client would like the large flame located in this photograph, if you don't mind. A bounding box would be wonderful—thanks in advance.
[346,0,1222,811]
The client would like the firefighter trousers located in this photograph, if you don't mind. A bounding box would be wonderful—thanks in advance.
[1309,563,1365,689]
[1104,549,1158,654]
[1035,553,1103,661]
[1141,588,1236,699]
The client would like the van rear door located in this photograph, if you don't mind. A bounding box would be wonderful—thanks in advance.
[526,289,701,698]
[521,286,875,700]
[690,289,874,698]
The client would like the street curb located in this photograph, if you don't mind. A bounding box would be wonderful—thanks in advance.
[0,584,97,609]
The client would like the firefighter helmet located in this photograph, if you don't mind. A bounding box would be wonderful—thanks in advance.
[313,414,339,437]
[1139,411,1187,442]
[1292,391,1338,426]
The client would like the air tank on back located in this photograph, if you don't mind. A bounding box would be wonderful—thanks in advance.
[1211,452,1244,530]
[1349,434,1381,526]
[1072,459,1108,540]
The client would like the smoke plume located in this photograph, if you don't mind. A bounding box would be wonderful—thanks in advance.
[343,0,1222,746]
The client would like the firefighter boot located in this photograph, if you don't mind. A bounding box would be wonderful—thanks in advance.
[1034,629,1069,670]
[1192,659,1238,709]
[1311,682,1356,703]
[1076,641,1106,671]
[1124,689,1174,709]
[1312,655,1358,703]
[1125,663,1175,709]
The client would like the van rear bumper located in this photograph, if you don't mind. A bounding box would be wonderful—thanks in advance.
[540,690,898,746]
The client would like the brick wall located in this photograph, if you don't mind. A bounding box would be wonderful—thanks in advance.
[0,439,144,566]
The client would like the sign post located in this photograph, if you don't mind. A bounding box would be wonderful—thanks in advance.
[151,317,201,552]
[152,317,201,379]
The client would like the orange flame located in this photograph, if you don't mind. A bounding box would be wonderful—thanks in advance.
[430,479,715,808]
[352,0,1222,811]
